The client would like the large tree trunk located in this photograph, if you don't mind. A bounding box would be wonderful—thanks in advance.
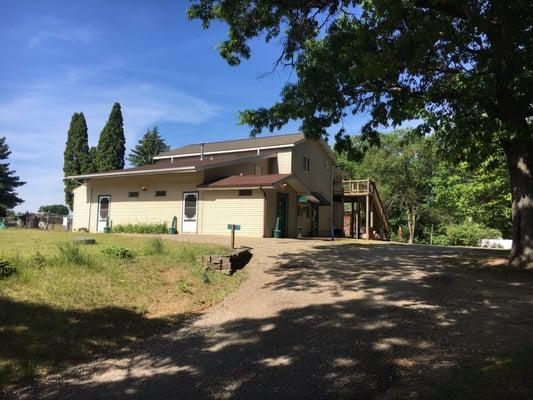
[503,137,533,268]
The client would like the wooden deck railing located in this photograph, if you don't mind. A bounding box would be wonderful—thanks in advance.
[342,179,373,195]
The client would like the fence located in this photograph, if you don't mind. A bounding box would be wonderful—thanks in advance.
[3,213,71,231]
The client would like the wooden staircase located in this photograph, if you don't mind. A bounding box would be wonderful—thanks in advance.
[340,179,391,240]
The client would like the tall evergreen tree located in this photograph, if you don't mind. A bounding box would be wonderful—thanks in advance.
[86,146,97,173]
[63,112,90,209]
[0,137,25,216]
[127,127,170,167]
[95,102,125,172]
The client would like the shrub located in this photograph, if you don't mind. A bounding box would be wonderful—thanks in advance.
[30,252,47,268]
[437,222,502,247]
[112,223,167,234]
[102,246,135,260]
[0,257,16,278]
[176,247,197,265]
[57,241,92,266]
[144,237,165,255]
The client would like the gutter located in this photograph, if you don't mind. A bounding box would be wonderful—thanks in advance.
[65,166,196,180]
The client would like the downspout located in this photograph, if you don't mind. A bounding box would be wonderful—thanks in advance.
[200,143,205,160]
[87,185,93,232]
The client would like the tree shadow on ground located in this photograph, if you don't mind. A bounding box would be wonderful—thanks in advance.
[11,243,533,399]
[0,298,190,390]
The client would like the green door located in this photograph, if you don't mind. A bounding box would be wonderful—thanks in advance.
[276,193,288,237]
[311,204,319,236]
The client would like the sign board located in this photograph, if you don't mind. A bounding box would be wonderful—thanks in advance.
[227,224,241,231]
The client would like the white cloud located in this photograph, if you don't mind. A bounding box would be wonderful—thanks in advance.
[28,25,99,48]
[0,66,220,212]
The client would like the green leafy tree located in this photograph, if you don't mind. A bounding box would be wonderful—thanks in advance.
[189,1,533,266]
[38,204,69,215]
[0,137,25,216]
[342,130,437,243]
[95,102,125,172]
[63,112,90,209]
[432,154,512,237]
[127,127,170,167]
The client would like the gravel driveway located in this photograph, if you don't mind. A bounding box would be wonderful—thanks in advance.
[12,237,533,399]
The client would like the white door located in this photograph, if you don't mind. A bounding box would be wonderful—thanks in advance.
[182,192,198,233]
[97,195,111,232]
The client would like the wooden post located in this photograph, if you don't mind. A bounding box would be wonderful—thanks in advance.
[355,201,360,239]
[350,200,355,237]
[365,194,370,240]
[231,225,236,249]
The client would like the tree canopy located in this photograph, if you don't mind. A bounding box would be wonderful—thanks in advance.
[188,0,533,266]
[38,204,69,216]
[127,127,170,167]
[0,137,25,216]
[95,103,126,172]
[339,130,511,244]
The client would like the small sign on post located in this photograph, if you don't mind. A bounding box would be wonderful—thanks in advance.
[226,224,241,249]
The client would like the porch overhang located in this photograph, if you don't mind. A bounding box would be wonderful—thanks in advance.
[297,191,331,206]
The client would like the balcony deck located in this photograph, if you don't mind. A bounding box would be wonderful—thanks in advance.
[338,179,391,240]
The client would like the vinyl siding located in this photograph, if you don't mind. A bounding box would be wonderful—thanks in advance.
[277,150,292,174]
[201,189,264,237]
[72,184,91,231]
[291,139,334,201]
[75,173,203,232]
[203,159,270,182]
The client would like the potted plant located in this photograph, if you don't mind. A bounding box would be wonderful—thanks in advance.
[167,216,177,234]
[103,217,111,233]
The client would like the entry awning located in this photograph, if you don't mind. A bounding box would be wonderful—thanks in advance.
[297,191,331,206]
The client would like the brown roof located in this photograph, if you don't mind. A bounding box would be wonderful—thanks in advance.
[66,150,277,179]
[198,174,291,189]
[156,133,304,158]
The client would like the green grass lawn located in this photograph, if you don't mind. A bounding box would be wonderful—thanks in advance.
[0,229,246,386]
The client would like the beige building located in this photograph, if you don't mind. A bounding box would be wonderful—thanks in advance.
[68,133,345,238]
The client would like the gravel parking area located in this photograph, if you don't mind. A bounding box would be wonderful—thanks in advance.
[11,237,533,399]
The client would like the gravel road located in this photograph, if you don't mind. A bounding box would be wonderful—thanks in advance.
[11,236,533,399]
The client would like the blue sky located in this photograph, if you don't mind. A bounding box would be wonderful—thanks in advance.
[1,0,368,212]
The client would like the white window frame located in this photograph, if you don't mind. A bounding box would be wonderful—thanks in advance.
[303,156,311,172]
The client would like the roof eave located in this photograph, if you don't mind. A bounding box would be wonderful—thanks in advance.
[65,167,196,180]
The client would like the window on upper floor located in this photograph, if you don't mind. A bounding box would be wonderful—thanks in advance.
[155,191,167,197]
[238,189,252,196]
[303,156,311,172]
[128,191,139,198]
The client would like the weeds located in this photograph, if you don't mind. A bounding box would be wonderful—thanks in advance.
[102,246,135,260]
[57,241,92,266]
[144,237,165,255]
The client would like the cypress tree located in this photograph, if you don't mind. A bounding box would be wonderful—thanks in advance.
[0,137,25,216]
[86,146,98,173]
[63,112,90,209]
[127,126,170,167]
[95,102,125,172]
